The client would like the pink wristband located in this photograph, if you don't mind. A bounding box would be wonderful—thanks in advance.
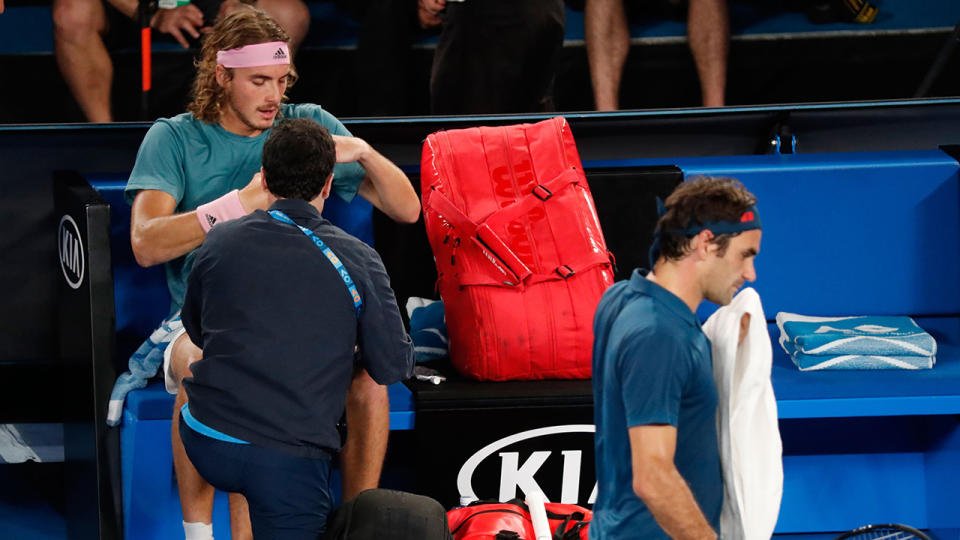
[196,189,248,232]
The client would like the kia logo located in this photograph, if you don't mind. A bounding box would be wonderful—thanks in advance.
[58,215,84,290]
[457,424,597,506]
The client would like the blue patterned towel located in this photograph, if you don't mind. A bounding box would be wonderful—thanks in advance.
[405,298,448,363]
[106,314,183,426]
[776,313,935,370]
[787,351,935,371]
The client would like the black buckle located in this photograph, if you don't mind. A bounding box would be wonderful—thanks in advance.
[555,265,575,279]
[533,184,553,201]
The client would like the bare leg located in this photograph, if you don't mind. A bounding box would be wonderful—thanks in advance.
[339,368,390,500]
[256,0,311,52]
[687,0,728,107]
[228,493,253,540]
[585,0,629,111]
[52,0,113,122]
[169,335,216,528]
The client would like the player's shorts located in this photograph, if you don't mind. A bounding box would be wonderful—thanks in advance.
[162,325,189,395]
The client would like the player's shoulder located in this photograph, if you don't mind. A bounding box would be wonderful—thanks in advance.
[280,104,347,132]
[146,112,207,141]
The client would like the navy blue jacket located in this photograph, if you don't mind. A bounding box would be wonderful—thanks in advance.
[182,198,414,458]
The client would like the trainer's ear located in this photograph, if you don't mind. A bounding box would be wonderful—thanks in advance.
[321,173,334,199]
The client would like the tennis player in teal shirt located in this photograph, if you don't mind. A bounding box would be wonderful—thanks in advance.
[591,177,762,539]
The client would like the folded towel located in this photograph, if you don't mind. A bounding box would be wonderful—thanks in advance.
[776,313,936,357]
[405,297,448,363]
[776,313,935,370]
[787,351,935,371]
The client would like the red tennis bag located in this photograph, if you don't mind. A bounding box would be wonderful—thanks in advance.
[447,500,591,540]
[421,117,614,381]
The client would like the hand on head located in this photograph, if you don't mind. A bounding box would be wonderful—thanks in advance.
[332,135,372,164]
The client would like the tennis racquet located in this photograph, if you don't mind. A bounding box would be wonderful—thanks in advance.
[834,524,932,540]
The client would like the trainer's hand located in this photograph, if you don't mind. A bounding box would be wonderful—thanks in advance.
[151,4,206,48]
[238,172,270,212]
[333,135,372,164]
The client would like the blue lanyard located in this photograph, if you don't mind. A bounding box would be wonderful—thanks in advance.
[268,209,362,316]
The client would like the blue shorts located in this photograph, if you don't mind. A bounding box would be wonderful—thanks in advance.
[179,418,334,539]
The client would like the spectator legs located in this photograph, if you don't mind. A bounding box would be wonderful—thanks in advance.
[687,0,728,107]
[255,0,311,52]
[585,0,630,111]
[52,0,113,122]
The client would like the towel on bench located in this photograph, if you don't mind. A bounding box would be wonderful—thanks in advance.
[106,314,183,426]
[776,313,935,371]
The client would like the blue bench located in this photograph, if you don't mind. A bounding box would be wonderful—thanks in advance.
[90,177,414,540]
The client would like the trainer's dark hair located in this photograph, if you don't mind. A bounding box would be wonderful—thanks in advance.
[656,176,757,261]
[262,118,336,201]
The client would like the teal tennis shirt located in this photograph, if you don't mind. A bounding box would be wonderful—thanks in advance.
[590,269,722,539]
[124,103,366,316]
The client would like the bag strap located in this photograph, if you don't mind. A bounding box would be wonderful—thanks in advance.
[425,168,591,288]
[426,188,532,283]
[480,168,581,233]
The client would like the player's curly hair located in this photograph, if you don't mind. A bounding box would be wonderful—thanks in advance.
[656,176,757,261]
[187,5,298,123]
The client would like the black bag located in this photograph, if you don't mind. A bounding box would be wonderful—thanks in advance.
[322,489,454,540]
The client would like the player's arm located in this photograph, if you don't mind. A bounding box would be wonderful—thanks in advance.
[130,174,269,267]
[334,135,421,224]
[629,425,718,540]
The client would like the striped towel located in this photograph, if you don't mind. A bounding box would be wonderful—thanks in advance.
[106,314,183,426]
[776,313,935,371]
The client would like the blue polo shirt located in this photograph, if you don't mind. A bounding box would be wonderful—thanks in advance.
[590,269,721,539]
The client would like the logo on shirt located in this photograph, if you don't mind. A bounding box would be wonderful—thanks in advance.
[58,214,84,290]
[273,48,287,61]
[457,424,597,506]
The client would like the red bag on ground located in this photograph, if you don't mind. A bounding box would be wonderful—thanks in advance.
[447,500,591,540]
[421,117,614,381]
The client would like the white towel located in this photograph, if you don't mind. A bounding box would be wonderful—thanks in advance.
[0,424,42,464]
[703,288,783,540]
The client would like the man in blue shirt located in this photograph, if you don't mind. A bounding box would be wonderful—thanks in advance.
[591,177,762,539]
[109,7,421,540]
[179,117,414,538]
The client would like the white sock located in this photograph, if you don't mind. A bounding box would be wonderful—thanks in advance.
[183,521,214,540]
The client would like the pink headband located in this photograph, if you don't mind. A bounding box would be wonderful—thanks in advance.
[216,41,290,68]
